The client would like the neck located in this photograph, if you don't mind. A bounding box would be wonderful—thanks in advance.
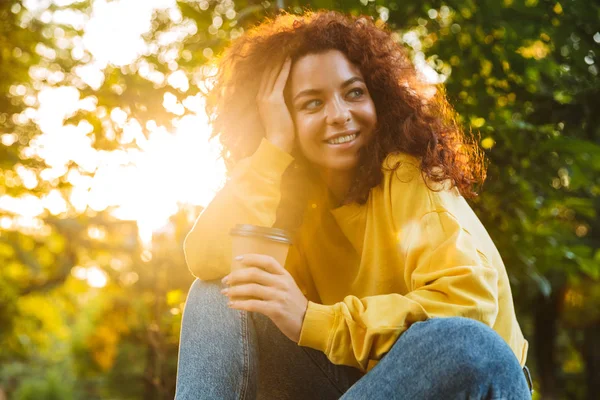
[319,169,355,207]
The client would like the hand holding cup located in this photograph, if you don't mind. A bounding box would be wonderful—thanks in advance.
[224,225,308,343]
[221,254,309,344]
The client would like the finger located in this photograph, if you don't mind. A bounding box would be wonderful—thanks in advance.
[225,283,278,301]
[272,57,292,93]
[265,56,288,97]
[228,266,281,287]
[238,254,287,275]
[257,57,283,99]
[257,62,273,99]
[228,298,275,317]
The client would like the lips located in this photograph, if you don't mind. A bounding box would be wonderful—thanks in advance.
[323,130,360,143]
[327,133,359,145]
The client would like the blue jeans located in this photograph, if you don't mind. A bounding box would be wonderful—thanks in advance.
[175,279,532,399]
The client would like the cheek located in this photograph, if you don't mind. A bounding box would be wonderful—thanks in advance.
[294,115,320,141]
[360,101,378,127]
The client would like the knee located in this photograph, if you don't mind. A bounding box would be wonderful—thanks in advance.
[417,318,526,390]
[182,278,231,321]
[187,278,226,302]
[421,317,513,362]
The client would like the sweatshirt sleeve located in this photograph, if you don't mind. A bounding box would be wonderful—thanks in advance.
[297,209,499,372]
[183,138,294,281]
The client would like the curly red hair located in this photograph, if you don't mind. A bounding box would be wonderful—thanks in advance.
[205,9,486,205]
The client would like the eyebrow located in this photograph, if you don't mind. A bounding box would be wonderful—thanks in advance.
[293,77,364,102]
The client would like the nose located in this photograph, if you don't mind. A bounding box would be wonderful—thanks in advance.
[325,95,351,125]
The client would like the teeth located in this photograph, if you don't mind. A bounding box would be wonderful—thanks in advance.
[327,133,357,145]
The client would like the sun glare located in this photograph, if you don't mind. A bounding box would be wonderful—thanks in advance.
[72,265,108,288]
[16,90,227,250]
[111,113,226,246]
[2,0,228,262]
[83,0,176,67]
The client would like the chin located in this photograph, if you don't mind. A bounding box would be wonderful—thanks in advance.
[304,151,360,175]
[321,159,360,174]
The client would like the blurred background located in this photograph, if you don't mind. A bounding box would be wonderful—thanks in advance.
[0,0,598,399]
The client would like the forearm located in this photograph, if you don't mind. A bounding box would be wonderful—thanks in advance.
[184,138,294,280]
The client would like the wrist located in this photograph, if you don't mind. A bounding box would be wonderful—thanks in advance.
[266,136,293,154]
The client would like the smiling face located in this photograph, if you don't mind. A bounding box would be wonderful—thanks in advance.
[286,49,377,181]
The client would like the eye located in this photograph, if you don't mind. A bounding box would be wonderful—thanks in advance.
[348,88,364,98]
[302,99,322,110]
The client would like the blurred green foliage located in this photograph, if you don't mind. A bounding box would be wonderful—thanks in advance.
[0,0,598,399]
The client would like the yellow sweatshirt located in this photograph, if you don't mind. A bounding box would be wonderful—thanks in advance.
[184,138,529,373]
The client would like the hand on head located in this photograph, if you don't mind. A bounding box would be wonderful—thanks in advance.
[256,56,296,154]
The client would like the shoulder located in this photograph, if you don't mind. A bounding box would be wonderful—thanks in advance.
[382,151,421,181]
[380,151,429,202]
[378,151,462,219]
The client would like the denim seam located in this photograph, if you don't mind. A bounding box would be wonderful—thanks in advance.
[239,310,250,400]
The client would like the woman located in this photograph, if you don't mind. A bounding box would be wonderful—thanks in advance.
[175,10,532,399]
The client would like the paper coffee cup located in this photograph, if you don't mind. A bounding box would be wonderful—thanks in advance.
[230,224,292,271]
[229,224,293,301]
